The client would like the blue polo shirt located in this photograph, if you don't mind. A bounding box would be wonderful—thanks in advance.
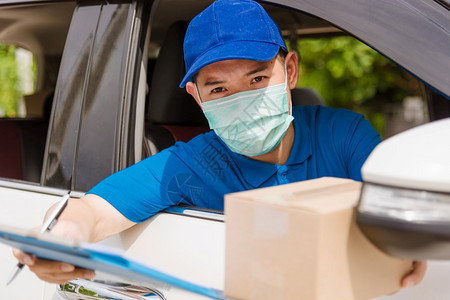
[88,105,380,222]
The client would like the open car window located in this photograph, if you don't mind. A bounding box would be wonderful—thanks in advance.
[142,0,427,215]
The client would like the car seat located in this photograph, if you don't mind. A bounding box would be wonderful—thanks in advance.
[291,87,325,106]
[145,21,209,156]
[0,120,23,180]
[0,93,51,182]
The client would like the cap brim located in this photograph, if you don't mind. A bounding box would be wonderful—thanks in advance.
[179,41,282,88]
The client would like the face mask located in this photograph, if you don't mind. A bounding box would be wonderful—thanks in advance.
[199,74,294,157]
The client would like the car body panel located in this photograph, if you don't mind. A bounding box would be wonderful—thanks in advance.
[0,182,225,299]
[0,185,62,299]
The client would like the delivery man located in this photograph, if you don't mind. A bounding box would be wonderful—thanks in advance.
[14,0,426,288]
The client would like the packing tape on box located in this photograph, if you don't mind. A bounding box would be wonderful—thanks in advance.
[254,205,288,239]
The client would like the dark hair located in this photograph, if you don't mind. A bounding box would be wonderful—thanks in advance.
[276,48,287,64]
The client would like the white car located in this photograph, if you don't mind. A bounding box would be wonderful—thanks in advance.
[0,0,448,299]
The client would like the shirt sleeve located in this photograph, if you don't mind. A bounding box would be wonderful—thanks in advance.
[337,110,381,181]
[87,147,192,223]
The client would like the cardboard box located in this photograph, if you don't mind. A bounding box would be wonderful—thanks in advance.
[224,177,412,300]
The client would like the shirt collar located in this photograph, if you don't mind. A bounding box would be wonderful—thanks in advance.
[229,115,312,188]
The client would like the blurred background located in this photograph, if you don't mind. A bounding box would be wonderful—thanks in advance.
[294,36,427,139]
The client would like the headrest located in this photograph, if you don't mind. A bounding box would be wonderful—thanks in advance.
[147,22,208,126]
[291,87,325,106]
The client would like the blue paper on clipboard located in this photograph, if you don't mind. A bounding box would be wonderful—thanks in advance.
[0,224,225,299]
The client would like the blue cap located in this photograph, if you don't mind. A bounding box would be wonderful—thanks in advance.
[179,0,288,87]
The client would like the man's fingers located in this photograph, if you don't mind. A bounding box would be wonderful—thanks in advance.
[12,248,35,266]
[12,246,95,284]
[402,261,427,287]
[34,268,96,284]
[25,257,95,284]
[28,259,73,274]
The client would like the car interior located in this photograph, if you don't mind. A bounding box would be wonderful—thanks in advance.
[0,2,75,182]
[0,0,427,189]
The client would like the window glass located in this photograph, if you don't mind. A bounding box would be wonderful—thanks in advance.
[0,2,74,182]
[0,44,37,117]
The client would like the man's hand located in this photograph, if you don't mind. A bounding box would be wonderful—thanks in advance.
[13,249,95,284]
[402,261,427,288]
[11,194,135,284]
[12,220,95,284]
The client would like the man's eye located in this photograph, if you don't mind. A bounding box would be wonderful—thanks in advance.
[211,87,225,93]
[252,76,265,83]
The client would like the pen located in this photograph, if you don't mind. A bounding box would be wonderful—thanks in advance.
[5,191,71,286]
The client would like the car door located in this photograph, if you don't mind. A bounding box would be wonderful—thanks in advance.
[0,0,151,298]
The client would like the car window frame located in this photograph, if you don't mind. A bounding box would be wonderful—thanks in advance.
[274,0,449,97]
[43,0,151,192]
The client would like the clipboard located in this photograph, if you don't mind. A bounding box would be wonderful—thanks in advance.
[0,224,225,299]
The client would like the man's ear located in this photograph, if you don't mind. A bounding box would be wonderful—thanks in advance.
[186,82,202,107]
[285,51,299,90]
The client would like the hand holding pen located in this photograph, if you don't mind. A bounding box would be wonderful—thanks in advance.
[6,191,71,285]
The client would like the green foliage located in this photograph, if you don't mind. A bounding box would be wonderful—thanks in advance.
[295,36,422,135]
[0,43,21,117]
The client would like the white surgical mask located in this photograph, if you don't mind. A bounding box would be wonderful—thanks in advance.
[199,71,293,157]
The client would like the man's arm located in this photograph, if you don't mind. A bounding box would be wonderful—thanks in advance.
[13,194,136,283]
[323,108,426,288]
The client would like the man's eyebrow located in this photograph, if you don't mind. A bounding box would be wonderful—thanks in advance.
[246,64,269,76]
[203,80,226,87]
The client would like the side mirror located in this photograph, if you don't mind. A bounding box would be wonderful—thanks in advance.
[357,118,450,260]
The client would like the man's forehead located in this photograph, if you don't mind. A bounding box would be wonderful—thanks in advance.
[196,58,277,84]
